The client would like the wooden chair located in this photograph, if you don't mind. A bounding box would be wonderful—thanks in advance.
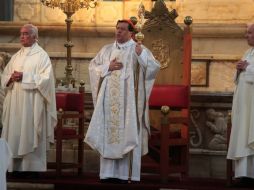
[147,85,190,183]
[140,0,192,183]
[47,84,85,177]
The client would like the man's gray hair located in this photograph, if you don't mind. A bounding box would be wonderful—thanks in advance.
[22,24,39,40]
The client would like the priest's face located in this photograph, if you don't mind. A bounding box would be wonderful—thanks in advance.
[115,22,132,44]
[246,24,254,47]
[20,26,36,47]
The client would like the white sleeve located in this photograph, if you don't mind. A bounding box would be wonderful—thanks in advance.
[245,64,254,83]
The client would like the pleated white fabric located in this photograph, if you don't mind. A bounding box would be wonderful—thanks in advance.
[0,138,12,190]
[227,48,254,178]
[1,43,57,171]
[85,39,160,181]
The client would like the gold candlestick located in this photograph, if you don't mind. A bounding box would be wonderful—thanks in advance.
[40,0,98,85]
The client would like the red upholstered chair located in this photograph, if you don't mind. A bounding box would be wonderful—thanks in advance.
[146,84,190,183]
[141,11,192,183]
[47,85,85,177]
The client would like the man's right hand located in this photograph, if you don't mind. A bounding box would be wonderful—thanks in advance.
[236,60,249,71]
[108,58,123,71]
[9,71,23,84]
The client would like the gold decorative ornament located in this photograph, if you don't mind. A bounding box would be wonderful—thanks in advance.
[184,16,193,26]
[151,39,170,69]
[40,0,98,85]
[161,106,170,115]
[40,0,97,12]
[135,2,145,43]
[79,80,85,87]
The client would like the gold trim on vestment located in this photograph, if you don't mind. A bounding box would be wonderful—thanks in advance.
[107,70,121,144]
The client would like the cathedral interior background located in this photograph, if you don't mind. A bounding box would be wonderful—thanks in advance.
[1,0,254,186]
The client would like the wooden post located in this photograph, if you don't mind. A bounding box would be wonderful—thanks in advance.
[160,106,170,183]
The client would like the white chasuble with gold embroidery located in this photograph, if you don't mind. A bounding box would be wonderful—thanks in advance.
[85,39,160,180]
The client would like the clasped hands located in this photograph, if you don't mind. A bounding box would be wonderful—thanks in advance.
[108,42,143,72]
[10,71,23,83]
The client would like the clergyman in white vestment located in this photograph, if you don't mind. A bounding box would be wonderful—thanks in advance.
[227,24,254,182]
[85,19,160,182]
[1,24,57,172]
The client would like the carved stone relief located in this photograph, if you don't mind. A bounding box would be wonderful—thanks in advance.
[190,105,230,151]
[95,2,122,26]
[190,109,202,148]
[14,2,39,22]
[42,6,65,23]
[205,108,227,150]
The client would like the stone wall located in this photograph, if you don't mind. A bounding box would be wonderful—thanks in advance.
[0,23,246,93]
[189,92,232,178]
[2,0,253,92]
[12,0,254,24]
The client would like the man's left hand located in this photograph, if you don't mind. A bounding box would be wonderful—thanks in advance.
[135,42,143,56]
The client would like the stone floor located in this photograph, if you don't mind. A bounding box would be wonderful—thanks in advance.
[7,177,254,190]
[7,183,54,190]
[8,184,182,190]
